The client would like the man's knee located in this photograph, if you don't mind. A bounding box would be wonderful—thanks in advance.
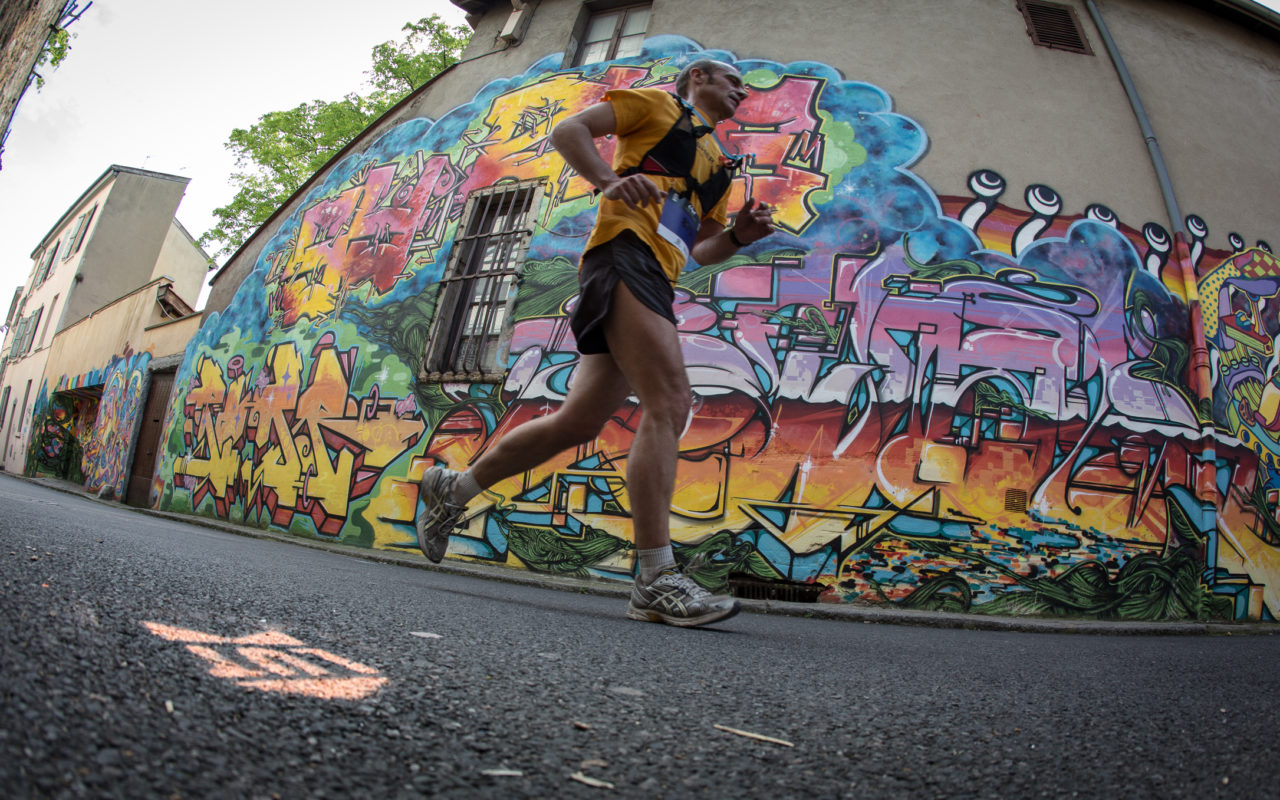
[644,385,692,431]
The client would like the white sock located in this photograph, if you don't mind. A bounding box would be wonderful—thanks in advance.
[453,470,482,505]
[637,545,676,584]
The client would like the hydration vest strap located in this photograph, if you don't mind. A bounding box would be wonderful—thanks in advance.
[614,94,739,213]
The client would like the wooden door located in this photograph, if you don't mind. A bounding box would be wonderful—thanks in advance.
[126,370,174,507]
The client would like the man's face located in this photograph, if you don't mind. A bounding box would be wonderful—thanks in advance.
[692,65,748,122]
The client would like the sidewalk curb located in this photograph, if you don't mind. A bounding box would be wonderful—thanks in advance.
[15,473,1277,637]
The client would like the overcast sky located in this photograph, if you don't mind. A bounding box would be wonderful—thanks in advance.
[2,0,1278,310]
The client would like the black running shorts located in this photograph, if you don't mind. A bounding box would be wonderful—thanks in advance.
[569,229,677,355]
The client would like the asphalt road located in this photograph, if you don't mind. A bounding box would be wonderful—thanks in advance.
[2,473,1278,799]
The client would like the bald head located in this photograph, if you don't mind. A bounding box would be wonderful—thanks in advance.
[676,59,739,98]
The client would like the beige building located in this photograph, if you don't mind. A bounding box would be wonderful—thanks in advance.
[0,164,207,500]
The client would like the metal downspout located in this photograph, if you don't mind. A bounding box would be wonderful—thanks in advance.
[1084,1,1218,536]
[1085,1,1186,237]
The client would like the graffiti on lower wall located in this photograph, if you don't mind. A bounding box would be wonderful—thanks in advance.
[27,350,152,498]
[29,391,94,484]
[155,37,1277,621]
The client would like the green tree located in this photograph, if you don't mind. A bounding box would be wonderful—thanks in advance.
[200,14,470,261]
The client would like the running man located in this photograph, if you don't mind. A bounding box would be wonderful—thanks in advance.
[416,59,776,627]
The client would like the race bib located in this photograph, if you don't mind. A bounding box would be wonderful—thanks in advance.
[656,191,699,260]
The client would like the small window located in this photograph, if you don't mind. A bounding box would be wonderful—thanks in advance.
[17,380,31,435]
[0,386,9,428]
[8,317,28,361]
[72,204,96,253]
[6,319,23,361]
[63,211,88,260]
[425,180,544,380]
[573,3,651,66]
[20,308,43,356]
[1018,0,1092,55]
[34,241,59,285]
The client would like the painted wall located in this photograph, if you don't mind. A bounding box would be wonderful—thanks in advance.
[27,349,152,496]
[155,38,1277,621]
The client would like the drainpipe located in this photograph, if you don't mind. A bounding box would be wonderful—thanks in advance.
[1084,2,1217,528]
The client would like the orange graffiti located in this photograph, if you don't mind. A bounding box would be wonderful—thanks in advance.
[143,622,387,700]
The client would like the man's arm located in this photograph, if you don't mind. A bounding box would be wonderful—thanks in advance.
[549,104,663,209]
[689,197,776,266]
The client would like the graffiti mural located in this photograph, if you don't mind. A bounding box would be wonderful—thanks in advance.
[1197,247,1280,620]
[25,350,152,497]
[28,392,93,483]
[155,37,1276,621]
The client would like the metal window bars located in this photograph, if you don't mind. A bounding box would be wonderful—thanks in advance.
[425,179,544,380]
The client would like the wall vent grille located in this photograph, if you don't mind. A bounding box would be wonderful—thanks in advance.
[1005,489,1029,513]
[1018,0,1093,55]
[728,574,824,604]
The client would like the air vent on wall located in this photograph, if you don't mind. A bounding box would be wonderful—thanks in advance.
[1018,0,1093,55]
[1004,489,1029,513]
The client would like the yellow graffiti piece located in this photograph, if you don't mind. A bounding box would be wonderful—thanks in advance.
[1216,490,1280,619]
[176,338,425,533]
[254,343,357,520]
[475,75,601,183]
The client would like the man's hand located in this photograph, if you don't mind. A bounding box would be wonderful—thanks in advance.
[690,196,777,266]
[730,197,775,245]
[601,173,664,209]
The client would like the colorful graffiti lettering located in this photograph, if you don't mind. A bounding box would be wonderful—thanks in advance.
[29,396,87,482]
[1198,246,1280,619]
[81,352,151,496]
[26,351,151,497]
[157,40,1276,622]
[172,332,420,535]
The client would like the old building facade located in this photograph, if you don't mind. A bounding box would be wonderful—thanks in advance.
[178,0,1280,621]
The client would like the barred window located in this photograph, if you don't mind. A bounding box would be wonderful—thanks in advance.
[424,179,544,380]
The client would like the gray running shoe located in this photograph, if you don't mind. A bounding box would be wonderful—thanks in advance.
[626,568,740,627]
[416,466,466,563]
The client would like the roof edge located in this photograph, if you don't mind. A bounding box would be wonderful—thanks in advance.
[30,164,191,259]
[1179,0,1280,41]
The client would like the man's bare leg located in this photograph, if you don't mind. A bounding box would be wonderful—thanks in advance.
[465,353,632,490]
[597,282,691,552]
[593,282,736,625]
[422,279,688,553]
[449,279,689,546]
[416,353,631,562]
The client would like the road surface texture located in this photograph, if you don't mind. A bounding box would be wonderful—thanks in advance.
[2,474,1278,798]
